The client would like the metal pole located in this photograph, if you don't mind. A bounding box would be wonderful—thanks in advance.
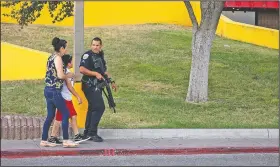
[74,0,84,81]
[73,1,86,130]
[278,2,280,121]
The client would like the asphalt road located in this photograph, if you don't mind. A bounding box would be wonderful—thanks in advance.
[1,153,278,166]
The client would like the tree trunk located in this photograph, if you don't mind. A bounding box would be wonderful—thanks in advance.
[185,1,224,103]
[186,29,214,102]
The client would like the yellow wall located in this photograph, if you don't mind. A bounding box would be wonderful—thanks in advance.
[216,15,279,49]
[1,1,278,49]
[1,42,49,81]
[1,1,192,27]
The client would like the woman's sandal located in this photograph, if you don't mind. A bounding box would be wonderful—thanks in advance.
[40,141,56,147]
[63,140,79,148]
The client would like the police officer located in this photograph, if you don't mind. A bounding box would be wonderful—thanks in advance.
[79,37,117,142]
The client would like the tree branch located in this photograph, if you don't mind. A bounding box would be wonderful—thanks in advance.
[1,1,73,27]
[200,1,224,31]
[211,1,224,30]
[184,1,198,31]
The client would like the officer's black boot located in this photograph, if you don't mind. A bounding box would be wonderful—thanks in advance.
[88,130,103,142]
[90,135,103,142]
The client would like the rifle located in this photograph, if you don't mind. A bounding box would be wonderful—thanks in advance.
[96,75,116,113]
[91,54,116,113]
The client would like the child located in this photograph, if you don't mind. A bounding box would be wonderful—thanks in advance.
[48,54,90,144]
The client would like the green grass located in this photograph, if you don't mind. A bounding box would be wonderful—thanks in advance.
[1,23,278,128]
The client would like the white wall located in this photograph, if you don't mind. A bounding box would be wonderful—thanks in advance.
[222,11,256,25]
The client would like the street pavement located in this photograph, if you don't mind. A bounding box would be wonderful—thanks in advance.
[1,138,278,158]
[1,153,278,166]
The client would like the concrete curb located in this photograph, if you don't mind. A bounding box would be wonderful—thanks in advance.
[96,129,279,139]
[1,147,279,158]
[1,115,278,140]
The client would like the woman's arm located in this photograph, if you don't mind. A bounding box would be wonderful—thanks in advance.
[54,56,73,79]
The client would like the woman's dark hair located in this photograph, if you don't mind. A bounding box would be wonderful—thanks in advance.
[62,54,72,66]
[91,37,102,45]
[52,37,67,52]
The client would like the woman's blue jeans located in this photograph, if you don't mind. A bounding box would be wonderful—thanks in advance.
[42,87,70,140]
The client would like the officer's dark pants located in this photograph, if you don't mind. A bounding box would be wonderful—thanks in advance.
[82,83,105,136]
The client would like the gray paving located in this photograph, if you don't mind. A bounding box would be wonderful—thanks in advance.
[1,140,40,149]
[95,129,278,139]
[1,138,278,151]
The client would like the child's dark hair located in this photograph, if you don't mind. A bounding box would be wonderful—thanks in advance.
[91,37,102,45]
[52,37,67,52]
[62,54,72,66]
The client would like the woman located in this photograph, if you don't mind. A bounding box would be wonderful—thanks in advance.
[40,37,78,148]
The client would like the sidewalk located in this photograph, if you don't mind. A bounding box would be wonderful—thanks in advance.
[1,138,278,158]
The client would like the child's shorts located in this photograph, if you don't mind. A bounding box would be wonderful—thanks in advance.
[55,100,77,121]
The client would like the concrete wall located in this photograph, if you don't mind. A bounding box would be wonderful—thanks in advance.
[222,11,256,25]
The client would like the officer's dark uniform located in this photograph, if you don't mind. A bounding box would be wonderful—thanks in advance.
[79,50,107,142]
